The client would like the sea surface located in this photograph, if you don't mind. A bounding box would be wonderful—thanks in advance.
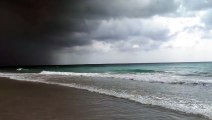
[0,62,212,119]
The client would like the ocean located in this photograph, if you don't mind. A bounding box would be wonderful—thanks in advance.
[0,62,212,119]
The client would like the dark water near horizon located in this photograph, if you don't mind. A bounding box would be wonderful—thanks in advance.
[2,62,212,73]
[0,62,212,119]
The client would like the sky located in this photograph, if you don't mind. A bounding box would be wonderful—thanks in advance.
[1,0,212,66]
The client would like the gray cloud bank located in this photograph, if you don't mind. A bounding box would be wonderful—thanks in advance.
[1,0,209,65]
[0,0,179,65]
[181,0,212,11]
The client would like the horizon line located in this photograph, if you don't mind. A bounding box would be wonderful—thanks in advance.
[0,61,212,68]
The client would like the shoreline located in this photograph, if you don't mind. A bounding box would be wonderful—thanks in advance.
[0,77,210,120]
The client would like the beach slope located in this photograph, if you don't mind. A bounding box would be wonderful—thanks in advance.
[0,77,209,120]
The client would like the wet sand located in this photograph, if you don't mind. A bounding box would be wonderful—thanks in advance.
[0,77,209,120]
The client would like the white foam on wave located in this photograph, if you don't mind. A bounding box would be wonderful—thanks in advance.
[16,68,28,71]
[56,83,212,119]
[0,72,212,119]
[0,73,45,82]
[40,71,101,77]
[40,71,212,85]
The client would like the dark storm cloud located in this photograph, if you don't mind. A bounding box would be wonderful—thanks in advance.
[91,19,170,42]
[0,0,178,66]
[67,0,178,18]
[0,0,72,65]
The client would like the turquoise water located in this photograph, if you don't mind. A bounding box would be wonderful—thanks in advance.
[4,62,212,75]
[1,62,212,119]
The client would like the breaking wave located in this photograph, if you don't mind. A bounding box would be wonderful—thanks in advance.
[40,71,212,86]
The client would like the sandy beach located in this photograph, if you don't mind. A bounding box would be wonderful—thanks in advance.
[0,77,209,120]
